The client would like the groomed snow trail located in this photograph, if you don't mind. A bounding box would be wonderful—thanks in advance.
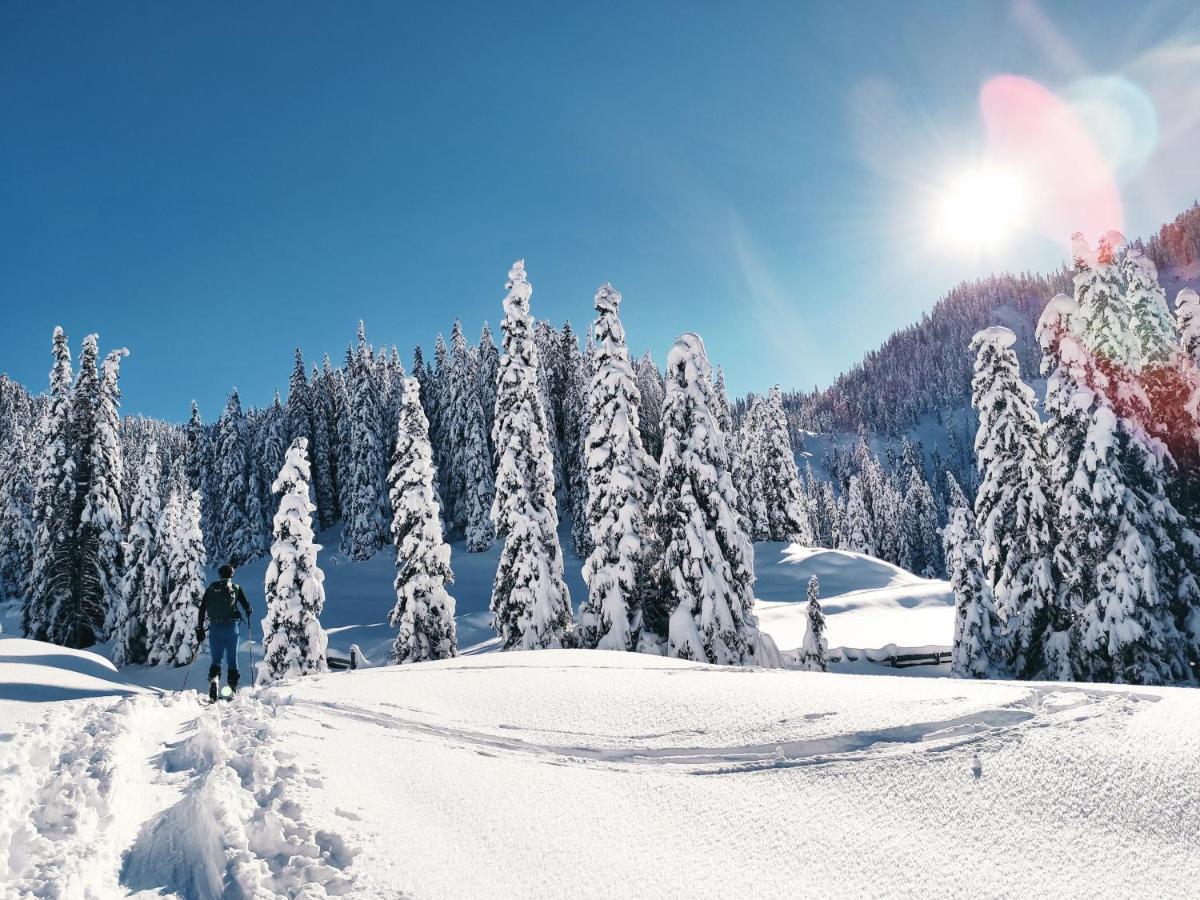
[0,689,356,899]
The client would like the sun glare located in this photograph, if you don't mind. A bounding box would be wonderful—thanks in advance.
[932,164,1028,251]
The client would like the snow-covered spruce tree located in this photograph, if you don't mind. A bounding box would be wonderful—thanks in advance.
[111,441,162,666]
[635,352,666,461]
[260,438,329,682]
[733,398,768,539]
[843,475,874,556]
[646,333,778,666]
[1177,287,1200,364]
[970,326,1060,678]
[151,488,208,666]
[577,283,656,652]
[560,322,593,558]
[0,423,34,604]
[412,344,435,440]
[341,323,390,560]
[757,386,815,544]
[388,377,457,663]
[899,465,942,578]
[489,260,573,650]
[54,338,127,648]
[1067,248,1200,679]
[287,347,314,449]
[477,321,500,459]
[798,575,828,672]
[710,365,746,518]
[1037,294,1092,679]
[331,352,355,519]
[26,327,75,641]
[1068,406,1187,684]
[1075,231,1135,367]
[1121,248,1177,370]
[944,474,1003,678]
[533,319,567,496]
[310,363,339,529]
[184,400,212,537]
[214,388,253,567]
[257,393,288,541]
[443,321,494,551]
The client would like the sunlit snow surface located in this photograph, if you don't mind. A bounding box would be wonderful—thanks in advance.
[2,643,1198,897]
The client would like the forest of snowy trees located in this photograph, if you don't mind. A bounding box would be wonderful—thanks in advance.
[948,232,1200,685]
[2,202,1199,686]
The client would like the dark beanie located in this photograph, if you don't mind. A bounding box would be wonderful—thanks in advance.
[218,564,235,579]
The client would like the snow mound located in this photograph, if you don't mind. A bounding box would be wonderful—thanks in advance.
[971,325,1017,348]
[754,544,953,655]
[0,636,148,706]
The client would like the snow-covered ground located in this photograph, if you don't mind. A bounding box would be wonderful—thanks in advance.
[754,543,953,656]
[2,642,1198,898]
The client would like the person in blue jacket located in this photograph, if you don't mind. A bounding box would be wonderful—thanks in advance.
[195,564,253,698]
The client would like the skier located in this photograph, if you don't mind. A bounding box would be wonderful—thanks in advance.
[195,564,253,702]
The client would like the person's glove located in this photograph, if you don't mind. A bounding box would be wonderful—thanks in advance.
[195,625,206,643]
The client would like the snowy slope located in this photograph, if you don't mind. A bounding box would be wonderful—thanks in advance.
[2,648,1198,898]
[754,544,954,654]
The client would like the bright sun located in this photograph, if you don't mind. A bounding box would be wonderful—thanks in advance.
[932,164,1028,250]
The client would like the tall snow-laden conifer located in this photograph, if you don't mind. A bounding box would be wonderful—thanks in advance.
[152,488,208,666]
[1069,406,1187,684]
[489,260,573,650]
[647,333,778,666]
[945,474,1003,678]
[560,322,592,557]
[52,337,126,648]
[26,327,75,641]
[310,363,338,529]
[899,464,942,578]
[388,377,457,663]
[844,476,874,556]
[756,386,815,544]
[635,353,665,461]
[287,348,314,450]
[112,441,162,666]
[1037,294,1092,681]
[342,323,390,560]
[0,424,34,604]
[477,322,500,460]
[215,388,253,566]
[184,400,210,523]
[577,283,655,651]
[443,321,494,551]
[970,326,1058,676]
[260,438,328,682]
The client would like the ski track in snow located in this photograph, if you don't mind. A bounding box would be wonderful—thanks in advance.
[0,690,357,899]
[280,686,1154,776]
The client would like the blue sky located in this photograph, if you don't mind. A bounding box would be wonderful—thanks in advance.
[2,1,1199,421]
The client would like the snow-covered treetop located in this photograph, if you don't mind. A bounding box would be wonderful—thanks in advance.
[594,282,621,317]
[505,259,531,308]
[970,325,1017,350]
[668,332,711,380]
[273,436,312,495]
[1036,294,1079,344]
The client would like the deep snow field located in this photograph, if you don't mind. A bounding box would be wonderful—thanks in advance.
[2,533,1198,898]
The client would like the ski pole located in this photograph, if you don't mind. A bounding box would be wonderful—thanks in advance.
[181,647,198,692]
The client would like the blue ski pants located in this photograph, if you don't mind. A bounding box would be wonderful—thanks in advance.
[208,620,241,677]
